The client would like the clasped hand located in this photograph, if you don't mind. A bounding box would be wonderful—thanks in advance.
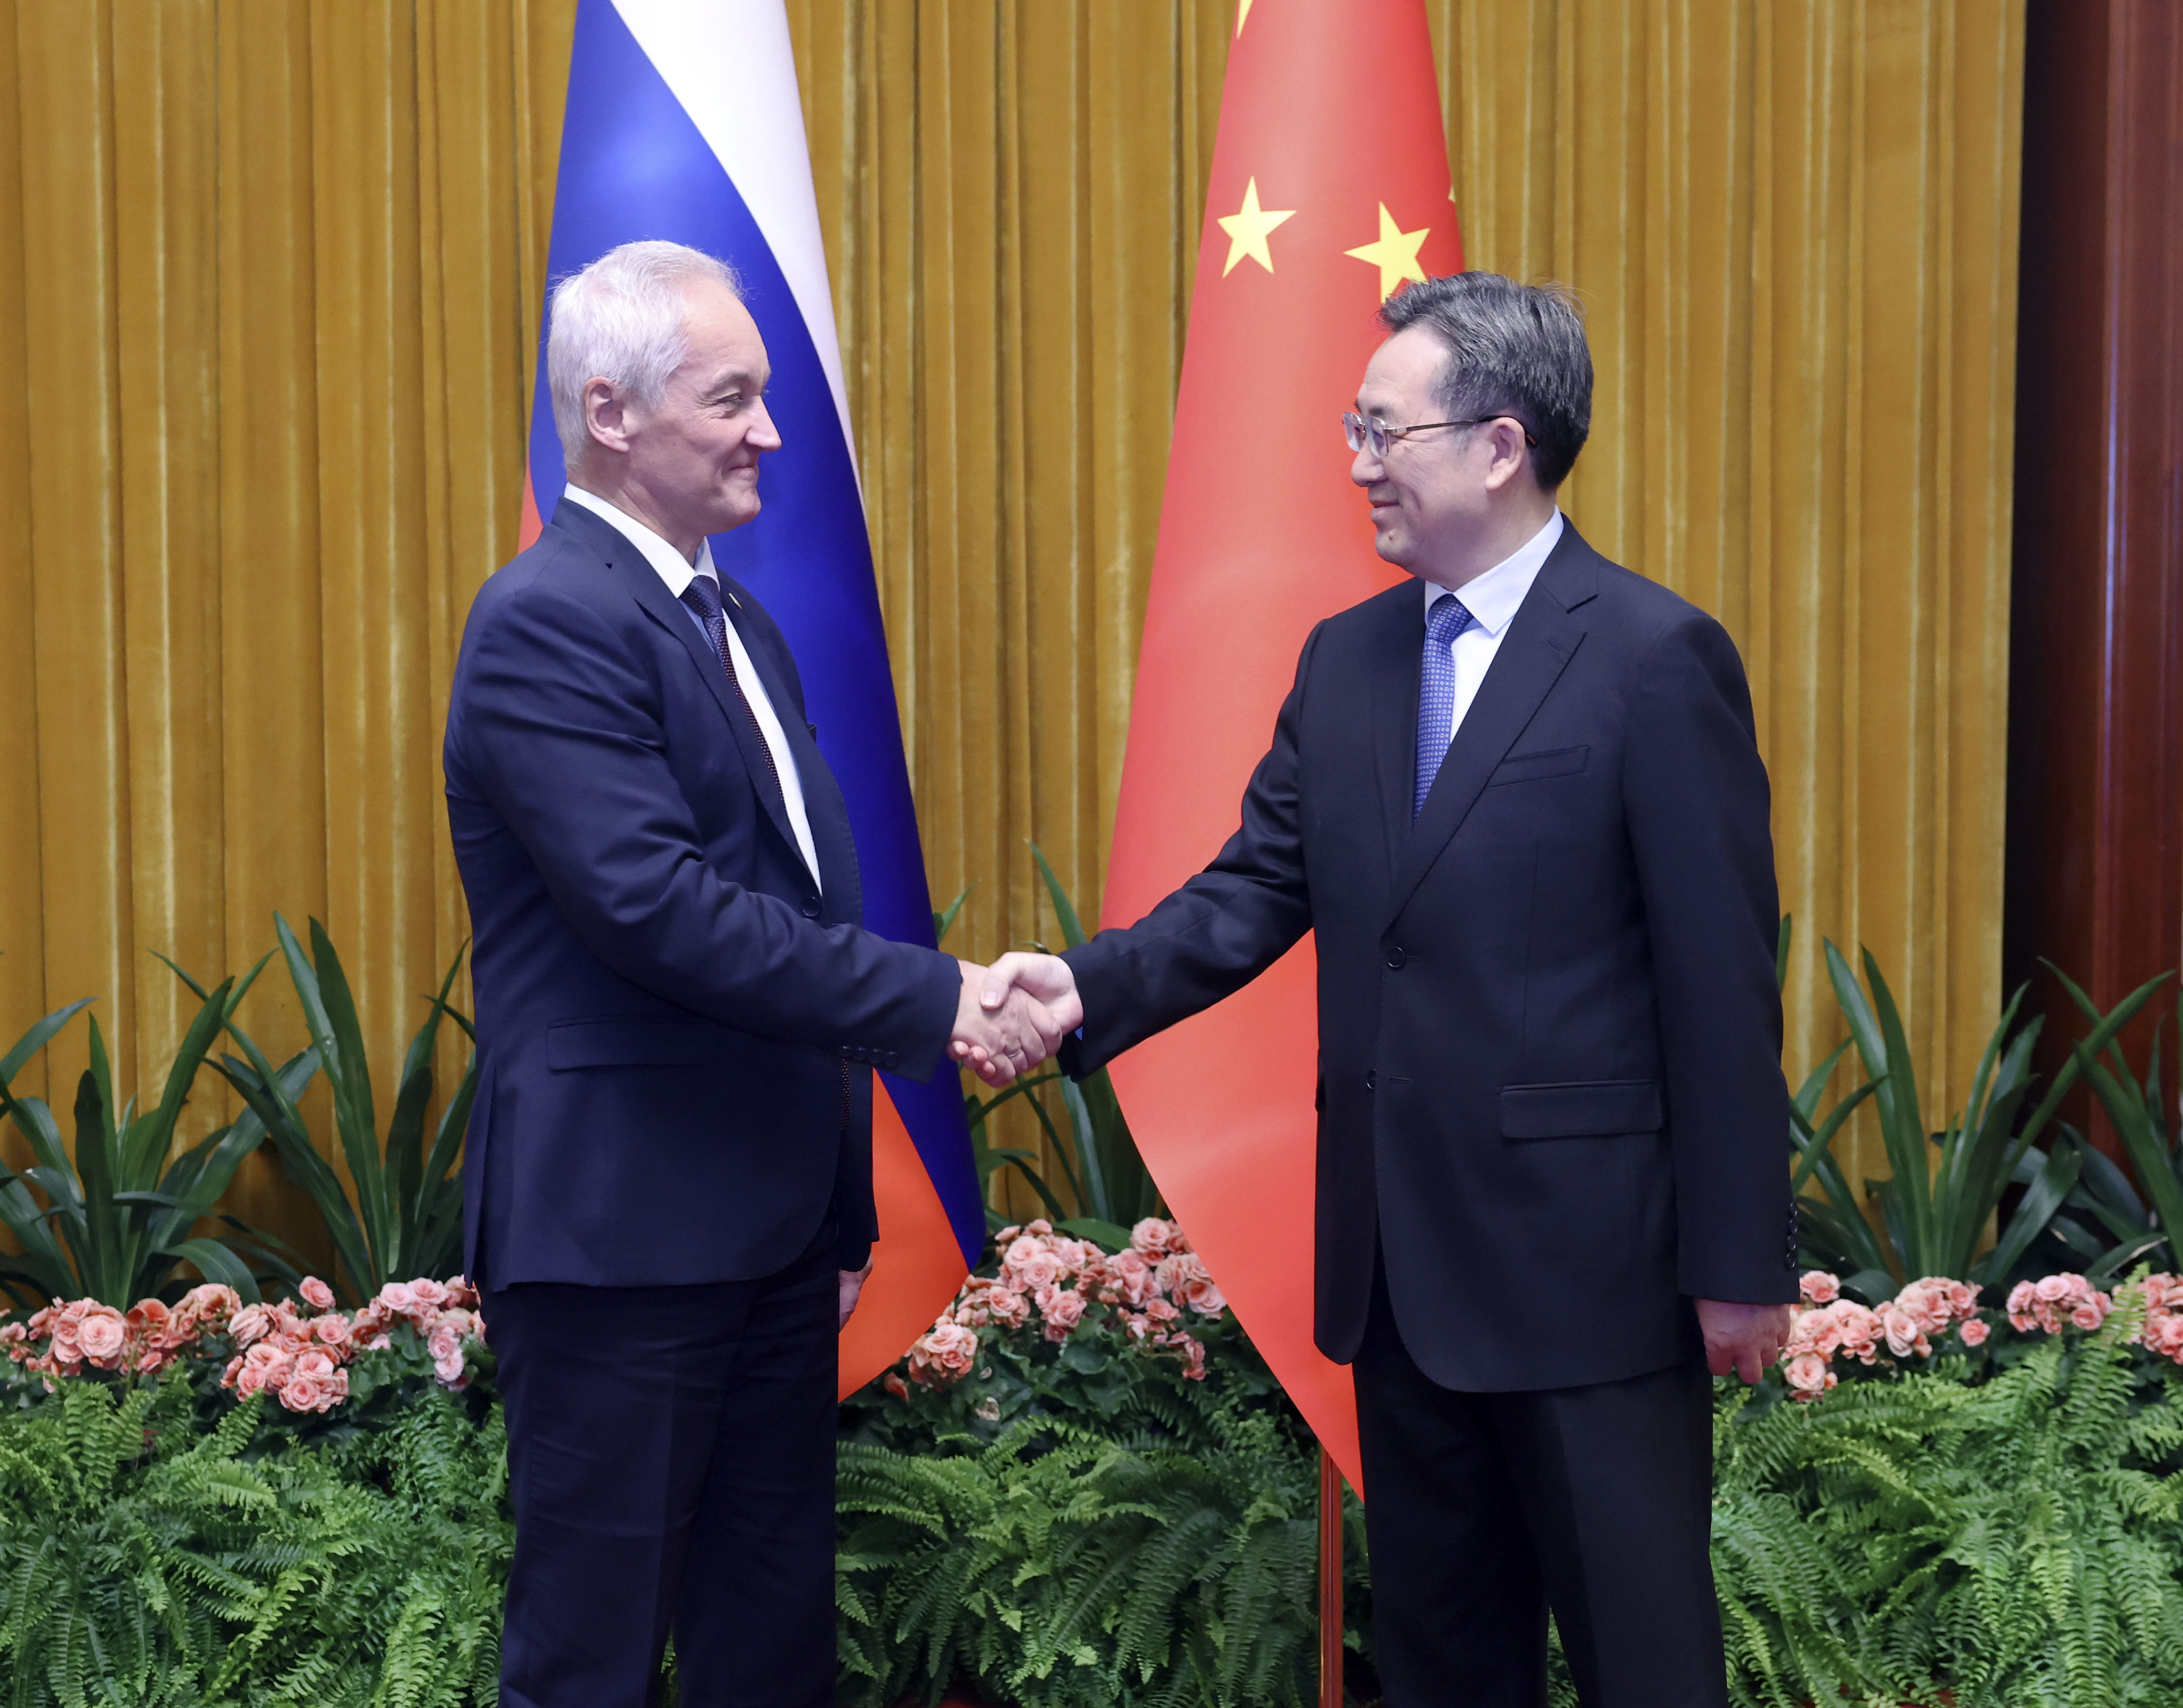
[948,953,1083,1088]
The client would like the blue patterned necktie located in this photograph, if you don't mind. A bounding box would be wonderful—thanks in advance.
[1414,592,1477,816]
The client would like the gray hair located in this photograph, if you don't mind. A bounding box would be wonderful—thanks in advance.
[547,240,742,465]
[1377,272,1592,488]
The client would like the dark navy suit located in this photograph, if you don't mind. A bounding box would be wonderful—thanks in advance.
[444,499,958,1707]
[1060,522,1797,1706]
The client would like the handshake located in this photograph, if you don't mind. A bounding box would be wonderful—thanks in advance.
[947,953,1084,1087]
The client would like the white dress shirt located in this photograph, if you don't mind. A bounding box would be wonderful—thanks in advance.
[1421,508,1565,748]
[562,484,823,891]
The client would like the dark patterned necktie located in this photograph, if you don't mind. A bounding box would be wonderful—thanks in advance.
[1414,592,1477,817]
[679,576,782,798]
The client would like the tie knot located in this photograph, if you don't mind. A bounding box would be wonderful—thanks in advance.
[680,576,724,623]
[1427,594,1475,645]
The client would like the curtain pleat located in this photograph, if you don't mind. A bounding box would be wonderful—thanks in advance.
[0,0,2020,1256]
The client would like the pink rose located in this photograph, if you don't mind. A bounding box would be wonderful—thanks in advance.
[883,1371,910,1399]
[299,1276,336,1312]
[1945,1282,1979,1319]
[1881,1307,1929,1360]
[992,1225,1021,1246]
[292,1348,337,1385]
[126,1299,171,1334]
[311,1314,353,1352]
[1129,1218,1177,1259]
[77,1307,128,1367]
[1157,1252,1207,1297]
[910,1322,980,1386]
[366,1334,392,1351]
[229,1304,276,1348]
[220,1354,244,1389]
[1144,1297,1179,1324]
[1798,1272,1840,1305]
[444,1277,480,1310]
[1958,1318,1990,1347]
[428,1325,462,1363]
[984,1288,1029,1330]
[433,1346,466,1386]
[2072,1301,2106,1331]
[409,1279,450,1310]
[1001,1236,1044,1276]
[2034,1275,2073,1304]
[178,1283,241,1324]
[378,1282,419,1316]
[1784,1353,1835,1397]
[1182,1276,1227,1317]
[1018,1251,1063,1293]
[1037,1286,1087,1340]
[278,1372,327,1412]
[1025,1218,1053,1236]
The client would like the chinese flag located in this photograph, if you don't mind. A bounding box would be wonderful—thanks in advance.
[1102,0,1461,1494]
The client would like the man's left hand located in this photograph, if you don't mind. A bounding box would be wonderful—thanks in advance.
[839,1258,874,1331]
[1694,1298,1793,1383]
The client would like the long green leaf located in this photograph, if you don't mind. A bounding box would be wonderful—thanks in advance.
[1029,843,1090,949]
[1792,1039,1856,1121]
[0,997,94,1085]
[211,1048,373,1301]
[70,1061,120,1304]
[932,886,973,948]
[1789,1080,1882,1196]
[155,1236,261,1302]
[287,915,388,1266]
[1975,1137,2082,1286]
[2076,1042,2183,1270]
[1060,1078,1109,1223]
[1860,948,1934,1268]
[122,978,234,1188]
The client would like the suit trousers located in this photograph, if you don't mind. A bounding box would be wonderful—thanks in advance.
[1353,1258,1726,1708]
[485,1217,839,1708]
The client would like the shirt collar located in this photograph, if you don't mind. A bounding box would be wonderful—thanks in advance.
[1422,508,1564,636]
[562,483,719,596]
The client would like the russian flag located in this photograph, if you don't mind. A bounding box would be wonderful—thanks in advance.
[521,0,982,1396]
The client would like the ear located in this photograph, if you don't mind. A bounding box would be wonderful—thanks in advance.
[582,376,633,458]
[1478,418,1532,494]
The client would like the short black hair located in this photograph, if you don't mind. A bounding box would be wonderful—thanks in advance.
[1377,272,1592,489]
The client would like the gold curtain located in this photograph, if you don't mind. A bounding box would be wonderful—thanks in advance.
[0,0,2020,1259]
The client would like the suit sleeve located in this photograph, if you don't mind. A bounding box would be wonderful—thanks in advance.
[1622,611,1798,1304]
[451,582,960,1077]
[1060,625,1321,1076]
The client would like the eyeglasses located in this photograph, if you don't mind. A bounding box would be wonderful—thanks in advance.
[1341,410,1540,458]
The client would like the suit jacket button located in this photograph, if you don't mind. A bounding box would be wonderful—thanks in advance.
[1385,946,1406,969]
[1364,1070,1377,1091]
[802,897,821,918]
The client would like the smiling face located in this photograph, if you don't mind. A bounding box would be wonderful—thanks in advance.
[580,280,781,555]
[1348,326,1495,579]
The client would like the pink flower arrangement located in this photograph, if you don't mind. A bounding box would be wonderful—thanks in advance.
[2,1275,486,1416]
[1780,1272,1984,1399]
[2006,1273,2112,1335]
[901,1216,1224,1392]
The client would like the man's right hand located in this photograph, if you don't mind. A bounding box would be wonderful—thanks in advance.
[979,953,1084,1041]
[950,959,1068,1087]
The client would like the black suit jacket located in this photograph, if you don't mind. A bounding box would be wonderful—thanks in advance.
[443,501,960,1290]
[1062,522,1797,1391]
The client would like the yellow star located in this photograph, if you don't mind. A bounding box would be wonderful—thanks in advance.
[1216,177,1296,277]
[1344,204,1432,301]
[1235,0,1254,35]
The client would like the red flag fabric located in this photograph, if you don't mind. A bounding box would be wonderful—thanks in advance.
[1102,0,1461,1495]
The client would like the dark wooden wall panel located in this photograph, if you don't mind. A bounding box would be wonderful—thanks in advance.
[2006,0,2183,1149]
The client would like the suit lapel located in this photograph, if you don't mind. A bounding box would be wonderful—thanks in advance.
[719,580,864,918]
[1385,529,1600,922]
[552,504,804,866]
[1365,592,1424,886]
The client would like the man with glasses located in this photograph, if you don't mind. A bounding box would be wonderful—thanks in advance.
[982,272,1797,1706]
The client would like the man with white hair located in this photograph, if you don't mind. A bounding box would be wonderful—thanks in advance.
[443,240,1056,1707]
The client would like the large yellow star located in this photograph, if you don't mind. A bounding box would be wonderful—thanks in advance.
[1235,0,1254,35]
[1344,204,1432,301]
[1216,177,1296,277]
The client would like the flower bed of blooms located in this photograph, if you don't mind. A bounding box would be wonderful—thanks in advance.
[1774,1266,2183,1398]
[892,1216,1227,1403]
[1,1273,487,1417]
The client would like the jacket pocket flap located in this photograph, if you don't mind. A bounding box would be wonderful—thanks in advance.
[1500,1079,1662,1138]
[547,1018,727,1070]
[1487,744,1589,787]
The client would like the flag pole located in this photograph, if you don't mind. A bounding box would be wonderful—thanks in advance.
[1319,1443,1344,1708]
